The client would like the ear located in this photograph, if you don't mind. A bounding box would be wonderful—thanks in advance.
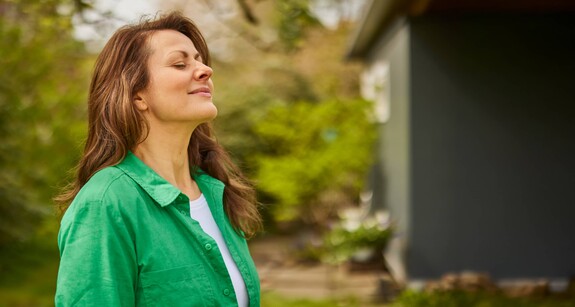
[134,93,148,111]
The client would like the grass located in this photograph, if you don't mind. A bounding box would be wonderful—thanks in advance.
[261,291,384,306]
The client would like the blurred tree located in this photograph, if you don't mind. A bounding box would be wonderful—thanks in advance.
[254,99,376,225]
[274,0,320,51]
[0,0,89,244]
[210,6,364,161]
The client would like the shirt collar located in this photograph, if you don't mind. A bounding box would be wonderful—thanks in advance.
[116,151,224,207]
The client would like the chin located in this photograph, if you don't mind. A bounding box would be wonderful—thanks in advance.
[196,105,218,123]
[207,104,218,119]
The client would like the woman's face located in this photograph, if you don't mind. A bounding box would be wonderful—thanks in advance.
[136,29,216,128]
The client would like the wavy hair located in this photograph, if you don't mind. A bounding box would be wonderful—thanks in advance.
[56,12,261,237]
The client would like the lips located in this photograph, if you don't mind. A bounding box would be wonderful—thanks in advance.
[189,87,211,95]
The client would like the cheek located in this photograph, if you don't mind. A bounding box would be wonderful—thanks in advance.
[150,77,188,97]
[170,75,192,93]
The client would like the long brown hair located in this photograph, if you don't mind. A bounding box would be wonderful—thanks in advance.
[56,12,261,237]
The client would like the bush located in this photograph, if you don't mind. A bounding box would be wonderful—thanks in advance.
[322,213,392,265]
[393,290,575,307]
[255,99,376,225]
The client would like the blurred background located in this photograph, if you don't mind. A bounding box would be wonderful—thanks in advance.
[1,0,574,306]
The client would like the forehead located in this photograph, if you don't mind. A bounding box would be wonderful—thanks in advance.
[147,29,198,55]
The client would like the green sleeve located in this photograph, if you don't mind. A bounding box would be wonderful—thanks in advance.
[55,196,137,306]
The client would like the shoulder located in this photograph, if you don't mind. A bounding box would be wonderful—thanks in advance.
[77,166,137,202]
[62,166,140,224]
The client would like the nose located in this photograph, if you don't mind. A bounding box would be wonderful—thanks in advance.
[194,62,213,81]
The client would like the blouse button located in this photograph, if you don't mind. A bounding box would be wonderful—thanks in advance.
[223,288,230,296]
[204,243,212,251]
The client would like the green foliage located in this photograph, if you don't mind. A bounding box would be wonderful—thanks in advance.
[210,17,366,230]
[294,213,392,264]
[0,227,60,305]
[323,217,392,264]
[212,64,318,170]
[393,290,575,307]
[274,0,320,51]
[254,99,376,223]
[0,0,89,244]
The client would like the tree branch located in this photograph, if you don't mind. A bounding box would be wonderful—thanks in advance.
[236,0,259,25]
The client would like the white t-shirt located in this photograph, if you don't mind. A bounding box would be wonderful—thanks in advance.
[189,194,248,307]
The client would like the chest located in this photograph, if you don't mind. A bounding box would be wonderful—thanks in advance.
[131,196,260,306]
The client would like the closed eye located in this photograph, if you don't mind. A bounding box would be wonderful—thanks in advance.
[173,63,187,69]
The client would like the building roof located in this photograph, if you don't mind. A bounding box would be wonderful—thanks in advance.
[347,0,575,60]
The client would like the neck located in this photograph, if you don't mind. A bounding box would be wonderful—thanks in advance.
[133,122,199,198]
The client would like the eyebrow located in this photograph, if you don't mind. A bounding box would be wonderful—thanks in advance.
[168,50,201,60]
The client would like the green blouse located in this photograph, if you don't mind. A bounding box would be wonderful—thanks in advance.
[55,152,260,306]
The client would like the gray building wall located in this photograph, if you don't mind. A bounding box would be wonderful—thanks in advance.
[408,13,575,279]
[364,22,412,283]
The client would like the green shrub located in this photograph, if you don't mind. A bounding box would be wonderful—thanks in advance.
[255,99,376,224]
[322,216,392,265]
[393,290,575,307]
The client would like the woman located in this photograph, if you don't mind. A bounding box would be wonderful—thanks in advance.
[55,12,261,306]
